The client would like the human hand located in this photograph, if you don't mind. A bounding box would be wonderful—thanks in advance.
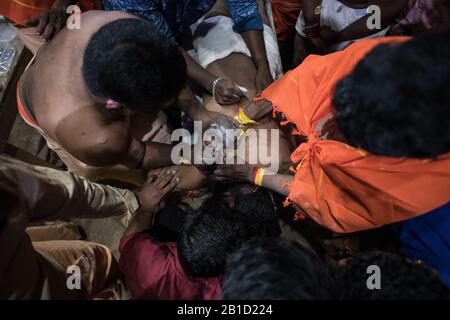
[214,79,244,105]
[308,36,328,54]
[242,99,273,122]
[135,168,179,214]
[214,160,255,183]
[319,25,339,47]
[255,66,274,96]
[25,0,69,41]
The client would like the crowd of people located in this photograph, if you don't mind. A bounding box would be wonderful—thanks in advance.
[0,0,449,300]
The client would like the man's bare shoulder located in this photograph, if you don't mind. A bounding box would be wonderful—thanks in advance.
[51,105,134,167]
[79,10,138,28]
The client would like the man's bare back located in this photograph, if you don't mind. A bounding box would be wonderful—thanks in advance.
[21,11,140,164]
[18,11,184,184]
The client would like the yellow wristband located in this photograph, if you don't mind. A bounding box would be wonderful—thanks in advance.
[234,108,256,125]
[254,168,265,187]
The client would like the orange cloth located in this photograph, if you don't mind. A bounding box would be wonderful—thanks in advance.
[261,37,450,233]
[271,0,302,42]
[0,0,97,25]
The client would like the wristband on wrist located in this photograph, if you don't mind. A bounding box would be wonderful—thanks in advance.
[212,77,223,103]
[234,108,256,125]
[252,167,266,187]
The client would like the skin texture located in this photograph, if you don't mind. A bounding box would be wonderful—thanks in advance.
[21,11,159,169]
[20,11,214,186]
[125,169,180,236]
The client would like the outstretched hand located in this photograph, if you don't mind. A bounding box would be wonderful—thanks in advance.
[255,66,274,96]
[136,168,180,214]
[214,156,255,183]
[243,99,273,122]
[126,168,180,235]
[214,79,245,105]
[25,0,69,41]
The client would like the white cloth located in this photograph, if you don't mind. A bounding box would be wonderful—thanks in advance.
[191,15,283,80]
[295,0,389,51]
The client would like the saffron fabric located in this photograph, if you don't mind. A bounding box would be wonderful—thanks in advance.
[261,37,450,233]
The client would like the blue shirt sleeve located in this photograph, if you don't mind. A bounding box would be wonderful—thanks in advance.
[103,0,177,43]
[224,0,263,32]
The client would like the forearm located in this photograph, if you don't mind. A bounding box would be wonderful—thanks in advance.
[141,142,175,170]
[259,172,294,196]
[0,155,140,222]
[334,0,407,43]
[177,86,208,120]
[176,86,222,130]
[181,48,216,92]
[241,30,270,71]
[299,0,322,26]
[123,207,156,237]
[293,34,309,66]
[247,166,294,196]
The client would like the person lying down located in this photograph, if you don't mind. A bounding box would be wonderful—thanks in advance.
[164,0,293,191]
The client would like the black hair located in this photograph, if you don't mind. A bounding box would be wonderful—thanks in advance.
[333,31,450,158]
[222,238,338,300]
[234,188,281,236]
[335,251,450,299]
[177,195,280,278]
[82,18,186,111]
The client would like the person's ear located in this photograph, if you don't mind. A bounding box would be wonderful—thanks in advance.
[105,99,122,110]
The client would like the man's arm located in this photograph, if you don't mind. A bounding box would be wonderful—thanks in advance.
[214,163,293,196]
[124,169,179,236]
[297,0,328,54]
[299,0,322,26]
[226,0,273,94]
[55,115,175,171]
[0,155,140,223]
[177,86,222,129]
[321,0,408,46]
[181,49,243,105]
[293,33,310,66]
[25,0,76,40]
[0,156,178,299]
[137,6,243,105]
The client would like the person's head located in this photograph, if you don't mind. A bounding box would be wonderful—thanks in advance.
[222,238,338,299]
[82,18,186,113]
[335,251,450,299]
[333,31,450,158]
[177,198,280,278]
[233,188,281,237]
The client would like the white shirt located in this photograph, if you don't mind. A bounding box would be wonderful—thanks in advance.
[295,0,389,51]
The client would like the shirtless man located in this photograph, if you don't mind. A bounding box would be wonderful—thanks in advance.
[167,0,293,189]
[17,11,217,184]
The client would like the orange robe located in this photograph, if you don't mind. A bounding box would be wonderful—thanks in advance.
[271,0,302,42]
[262,37,450,233]
[0,0,97,25]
